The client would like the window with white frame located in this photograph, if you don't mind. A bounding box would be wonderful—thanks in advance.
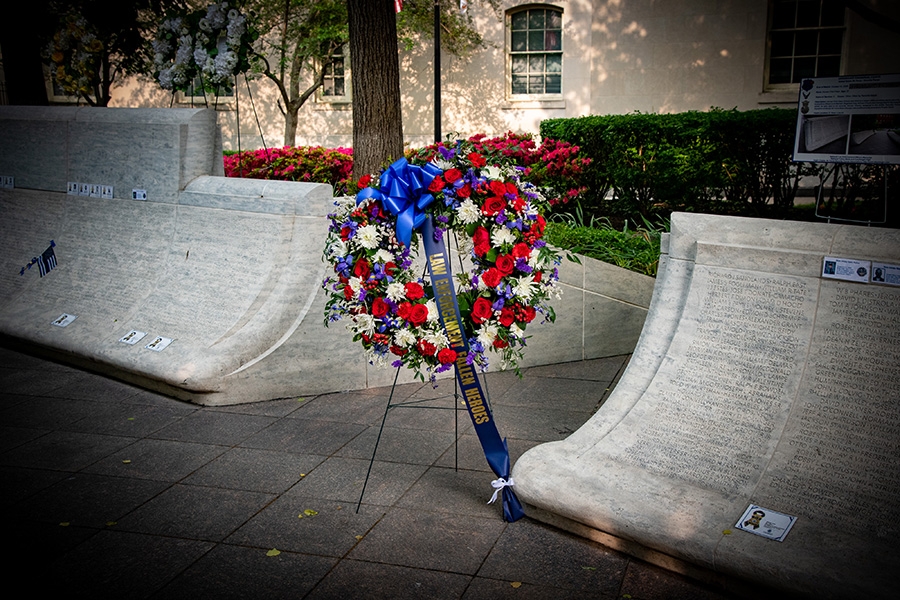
[766,0,845,88]
[318,45,350,104]
[508,6,562,97]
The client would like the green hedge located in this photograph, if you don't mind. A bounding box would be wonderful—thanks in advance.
[540,108,815,221]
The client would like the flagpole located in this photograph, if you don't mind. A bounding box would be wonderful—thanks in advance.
[434,0,441,143]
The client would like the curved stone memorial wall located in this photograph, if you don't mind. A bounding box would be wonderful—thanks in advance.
[512,212,899,599]
[0,107,654,405]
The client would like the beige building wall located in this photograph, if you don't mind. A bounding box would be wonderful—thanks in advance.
[101,0,899,151]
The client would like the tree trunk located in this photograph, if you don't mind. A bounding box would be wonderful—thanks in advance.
[348,0,404,179]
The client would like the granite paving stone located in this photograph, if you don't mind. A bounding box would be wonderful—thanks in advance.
[182,446,326,493]
[153,544,338,600]
[0,346,759,599]
[115,483,276,542]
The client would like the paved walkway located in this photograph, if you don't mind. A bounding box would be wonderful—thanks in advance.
[2,345,734,599]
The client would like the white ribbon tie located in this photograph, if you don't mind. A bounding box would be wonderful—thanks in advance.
[488,477,515,504]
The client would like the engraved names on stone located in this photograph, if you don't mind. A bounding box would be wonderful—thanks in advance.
[616,269,814,493]
[761,282,900,537]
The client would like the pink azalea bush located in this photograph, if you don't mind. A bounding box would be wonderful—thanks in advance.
[406,132,591,206]
[224,146,354,195]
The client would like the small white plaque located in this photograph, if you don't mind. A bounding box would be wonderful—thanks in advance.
[67,182,79,195]
[78,183,91,196]
[119,330,147,345]
[51,313,78,327]
[735,504,797,542]
[822,256,871,283]
[0,175,13,189]
[101,185,114,199]
[132,189,147,200]
[144,336,173,352]
[89,184,102,198]
[871,262,900,286]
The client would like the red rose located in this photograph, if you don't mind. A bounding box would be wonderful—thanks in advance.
[444,168,462,183]
[405,281,425,300]
[408,303,429,326]
[499,307,515,327]
[417,339,437,356]
[495,254,515,276]
[457,184,472,198]
[492,338,509,349]
[482,196,506,216]
[371,297,389,318]
[357,174,372,189]
[343,285,354,300]
[512,243,531,259]
[533,270,542,283]
[396,302,412,320]
[390,345,408,356]
[384,262,398,277]
[468,152,486,167]
[473,227,491,257]
[471,297,493,324]
[353,258,371,280]
[437,348,457,365]
[428,176,445,193]
[489,180,506,196]
[340,226,352,241]
[481,268,503,288]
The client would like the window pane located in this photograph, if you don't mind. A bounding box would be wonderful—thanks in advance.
[770,31,794,57]
[819,29,842,54]
[323,80,334,95]
[546,74,561,94]
[796,1,820,27]
[334,80,344,96]
[770,58,793,83]
[772,1,797,29]
[529,10,545,30]
[547,10,562,29]
[545,30,561,51]
[511,12,527,30]
[512,75,528,94]
[511,31,527,52]
[817,55,840,77]
[528,75,544,94]
[821,0,845,26]
[795,30,818,55]
[333,60,344,77]
[546,54,562,73]
[528,30,544,51]
[511,56,527,74]
[529,55,544,73]
[793,56,816,81]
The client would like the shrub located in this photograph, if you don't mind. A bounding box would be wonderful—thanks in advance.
[540,108,812,222]
[224,146,354,195]
[405,132,592,207]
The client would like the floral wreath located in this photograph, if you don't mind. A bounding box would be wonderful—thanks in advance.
[153,1,255,93]
[322,140,561,382]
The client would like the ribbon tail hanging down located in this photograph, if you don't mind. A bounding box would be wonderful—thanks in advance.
[421,216,525,522]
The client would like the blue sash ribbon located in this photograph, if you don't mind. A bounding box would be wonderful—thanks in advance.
[357,158,443,247]
[421,217,525,522]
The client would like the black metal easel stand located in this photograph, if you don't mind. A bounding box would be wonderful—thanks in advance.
[355,365,492,513]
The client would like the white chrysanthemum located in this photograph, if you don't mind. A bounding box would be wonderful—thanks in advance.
[430,157,454,170]
[350,313,376,336]
[348,276,363,295]
[455,199,481,225]
[512,275,537,300]
[355,224,380,250]
[335,196,355,211]
[326,239,348,259]
[509,323,525,341]
[385,282,406,302]
[425,299,439,323]
[483,165,501,180]
[476,323,499,347]
[393,328,417,348]
[491,226,517,247]
[373,249,394,264]
[423,330,450,349]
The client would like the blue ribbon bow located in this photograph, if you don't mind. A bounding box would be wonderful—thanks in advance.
[357,158,443,247]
